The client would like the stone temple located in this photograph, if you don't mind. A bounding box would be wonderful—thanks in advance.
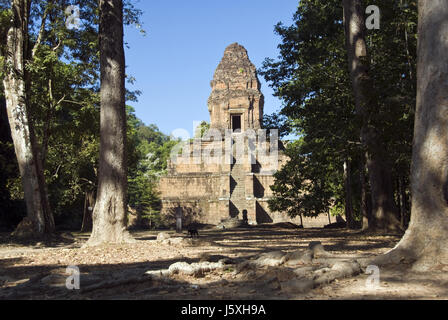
[159,43,332,227]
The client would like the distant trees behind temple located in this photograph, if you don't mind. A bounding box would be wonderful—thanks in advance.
[262,0,417,232]
[127,108,179,229]
[0,98,176,231]
[0,0,177,233]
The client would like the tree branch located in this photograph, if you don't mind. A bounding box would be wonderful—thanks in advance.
[31,1,53,58]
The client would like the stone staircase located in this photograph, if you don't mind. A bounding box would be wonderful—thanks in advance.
[229,162,246,218]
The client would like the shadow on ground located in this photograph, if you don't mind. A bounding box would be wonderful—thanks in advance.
[2,224,432,300]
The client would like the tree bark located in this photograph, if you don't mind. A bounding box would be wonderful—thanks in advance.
[397,176,409,230]
[372,0,448,271]
[3,0,54,237]
[85,0,133,245]
[81,190,95,232]
[343,159,354,228]
[343,0,400,232]
[399,176,409,229]
[360,155,369,230]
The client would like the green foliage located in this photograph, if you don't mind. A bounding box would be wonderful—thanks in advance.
[262,0,417,223]
[194,121,210,138]
[262,0,355,220]
[262,113,291,138]
[127,106,177,228]
[0,98,26,229]
[0,0,170,230]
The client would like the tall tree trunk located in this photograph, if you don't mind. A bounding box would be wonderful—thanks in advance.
[343,159,354,228]
[3,0,54,237]
[86,0,133,245]
[399,175,409,229]
[343,0,400,232]
[372,0,448,271]
[360,155,369,230]
[398,176,409,230]
[81,190,95,232]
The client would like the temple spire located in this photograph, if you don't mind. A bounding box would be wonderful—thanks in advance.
[208,43,264,133]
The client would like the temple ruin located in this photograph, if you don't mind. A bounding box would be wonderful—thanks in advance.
[159,43,331,227]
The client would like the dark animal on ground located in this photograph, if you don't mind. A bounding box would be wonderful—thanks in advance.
[188,228,199,238]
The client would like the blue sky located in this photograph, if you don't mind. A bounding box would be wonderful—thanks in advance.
[124,0,299,137]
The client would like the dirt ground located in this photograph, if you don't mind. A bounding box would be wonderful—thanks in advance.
[0,224,447,300]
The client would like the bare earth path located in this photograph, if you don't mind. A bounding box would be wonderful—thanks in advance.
[0,224,447,299]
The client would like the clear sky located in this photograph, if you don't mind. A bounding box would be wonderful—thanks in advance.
[124,0,299,137]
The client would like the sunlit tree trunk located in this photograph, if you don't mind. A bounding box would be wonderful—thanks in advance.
[373,0,448,270]
[343,0,400,232]
[86,0,133,245]
[3,0,54,237]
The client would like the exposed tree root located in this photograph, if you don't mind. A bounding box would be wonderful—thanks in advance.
[144,241,363,295]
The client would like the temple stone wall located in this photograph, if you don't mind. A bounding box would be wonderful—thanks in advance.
[253,174,275,198]
[160,175,225,199]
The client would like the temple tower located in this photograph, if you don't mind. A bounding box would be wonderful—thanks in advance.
[208,43,264,134]
[160,43,311,227]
